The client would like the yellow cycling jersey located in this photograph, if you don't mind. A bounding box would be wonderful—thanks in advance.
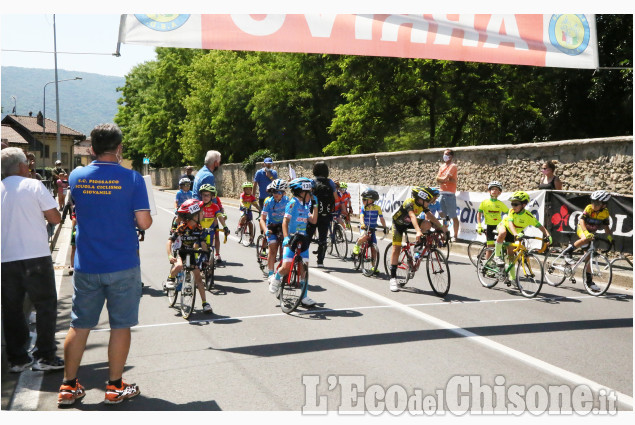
[502,208,540,231]
[392,198,427,227]
[581,204,610,229]
[478,198,509,226]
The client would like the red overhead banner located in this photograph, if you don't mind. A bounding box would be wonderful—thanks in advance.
[119,14,599,69]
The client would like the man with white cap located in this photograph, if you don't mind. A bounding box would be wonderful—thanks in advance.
[253,157,278,211]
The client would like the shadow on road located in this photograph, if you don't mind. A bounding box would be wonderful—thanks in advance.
[215,317,633,358]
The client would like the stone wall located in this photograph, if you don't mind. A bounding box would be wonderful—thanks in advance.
[152,136,633,198]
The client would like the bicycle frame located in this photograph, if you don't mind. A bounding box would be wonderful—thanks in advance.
[547,240,597,276]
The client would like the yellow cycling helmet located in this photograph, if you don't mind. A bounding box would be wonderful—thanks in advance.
[242,182,253,188]
[510,191,530,203]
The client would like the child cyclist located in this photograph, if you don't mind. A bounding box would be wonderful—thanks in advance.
[414,187,449,257]
[268,177,318,307]
[388,187,433,292]
[333,181,352,229]
[561,190,613,291]
[165,199,213,313]
[198,184,230,263]
[352,189,388,274]
[494,191,552,282]
[237,182,260,245]
[205,185,227,264]
[259,179,290,278]
[175,177,194,209]
[476,181,508,259]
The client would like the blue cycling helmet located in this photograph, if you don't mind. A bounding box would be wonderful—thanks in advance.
[289,177,313,195]
[428,187,440,197]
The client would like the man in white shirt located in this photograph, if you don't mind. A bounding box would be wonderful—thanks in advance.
[1,147,64,373]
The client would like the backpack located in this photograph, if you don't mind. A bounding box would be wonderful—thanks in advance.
[313,177,335,217]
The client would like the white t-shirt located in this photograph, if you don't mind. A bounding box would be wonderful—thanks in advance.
[1,176,58,262]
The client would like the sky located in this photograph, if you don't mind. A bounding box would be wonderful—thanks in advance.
[1,15,157,77]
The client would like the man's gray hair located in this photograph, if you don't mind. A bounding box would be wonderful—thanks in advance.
[1,147,27,177]
[91,123,123,156]
[204,150,221,167]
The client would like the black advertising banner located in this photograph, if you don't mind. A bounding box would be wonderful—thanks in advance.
[546,192,633,254]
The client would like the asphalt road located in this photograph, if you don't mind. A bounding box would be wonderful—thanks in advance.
[8,188,633,413]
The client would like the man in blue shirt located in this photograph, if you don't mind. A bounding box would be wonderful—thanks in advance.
[193,150,221,200]
[59,124,152,406]
[253,157,278,210]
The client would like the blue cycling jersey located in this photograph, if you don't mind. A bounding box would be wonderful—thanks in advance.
[284,197,311,235]
[262,195,289,225]
[175,189,194,207]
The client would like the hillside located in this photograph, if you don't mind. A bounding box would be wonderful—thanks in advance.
[1,66,125,136]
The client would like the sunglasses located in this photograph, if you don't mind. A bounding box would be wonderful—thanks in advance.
[511,202,524,207]
[273,190,285,195]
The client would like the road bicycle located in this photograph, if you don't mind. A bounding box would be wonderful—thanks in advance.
[383,230,451,296]
[543,237,613,296]
[275,236,309,314]
[256,226,284,276]
[476,236,547,298]
[166,248,204,320]
[352,228,382,277]
[236,207,257,246]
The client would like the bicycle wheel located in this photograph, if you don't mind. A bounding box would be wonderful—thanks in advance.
[476,248,499,288]
[241,222,252,247]
[468,241,485,267]
[279,256,306,313]
[426,249,450,297]
[204,251,215,291]
[333,224,348,259]
[396,249,411,287]
[383,243,393,275]
[543,252,567,287]
[256,235,268,274]
[167,272,181,307]
[361,243,379,277]
[180,271,196,319]
[353,246,362,270]
[583,252,612,296]
[515,253,543,298]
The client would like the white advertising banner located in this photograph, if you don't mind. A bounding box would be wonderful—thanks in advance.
[456,190,546,249]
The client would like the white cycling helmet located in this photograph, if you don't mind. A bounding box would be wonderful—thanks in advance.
[179,177,191,186]
[590,190,611,203]
[488,181,503,191]
[270,178,288,192]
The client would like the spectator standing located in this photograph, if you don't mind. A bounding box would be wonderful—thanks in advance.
[253,157,278,211]
[58,124,152,406]
[538,160,563,190]
[436,149,460,241]
[306,161,338,268]
[179,165,195,185]
[193,150,221,201]
[56,171,69,211]
[1,147,64,373]
[26,152,43,180]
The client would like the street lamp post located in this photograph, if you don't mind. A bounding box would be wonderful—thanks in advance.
[42,77,81,168]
